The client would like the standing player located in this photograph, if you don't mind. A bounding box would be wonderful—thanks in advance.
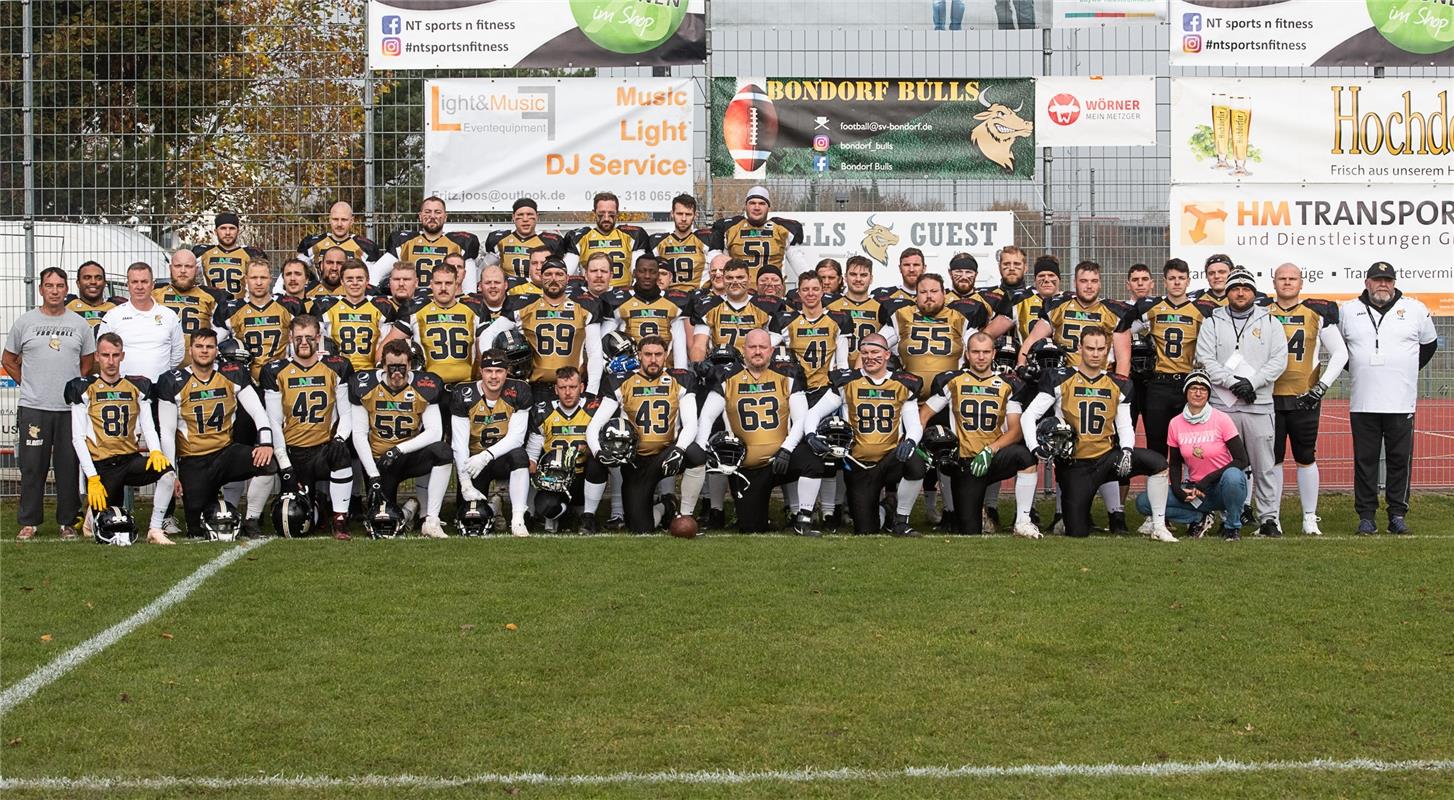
[314,260,395,372]
[878,273,988,398]
[828,255,881,368]
[371,196,481,287]
[650,194,713,292]
[690,259,783,360]
[155,330,278,537]
[994,255,1062,346]
[297,201,382,267]
[483,197,565,280]
[1192,254,1234,307]
[451,350,534,537]
[1019,261,1129,369]
[66,332,175,543]
[994,246,1029,295]
[215,259,305,380]
[586,336,707,533]
[601,254,692,369]
[279,258,314,303]
[771,272,851,395]
[872,248,927,305]
[1264,263,1347,536]
[66,261,118,331]
[1020,328,1176,542]
[805,334,926,537]
[384,261,486,386]
[696,329,825,535]
[155,248,227,343]
[193,212,269,297]
[563,192,650,290]
[349,339,453,537]
[526,367,608,533]
[708,186,806,285]
[258,315,356,540]
[482,259,605,399]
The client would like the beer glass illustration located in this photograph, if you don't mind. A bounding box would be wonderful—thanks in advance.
[1229,96,1253,177]
[1211,93,1231,170]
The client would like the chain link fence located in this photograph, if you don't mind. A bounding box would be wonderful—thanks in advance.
[2,1,1450,494]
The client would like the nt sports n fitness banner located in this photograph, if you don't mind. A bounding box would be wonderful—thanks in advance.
[425,78,693,213]
[368,0,706,70]
[1170,0,1454,67]
[1171,78,1454,184]
[711,78,1036,180]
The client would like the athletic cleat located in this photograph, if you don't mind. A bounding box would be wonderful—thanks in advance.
[59,525,78,541]
[579,512,598,535]
[1301,512,1322,536]
[657,494,679,530]
[1137,517,1154,536]
[1108,511,1128,534]
[16,526,35,541]
[146,527,175,545]
[400,498,421,533]
[821,508,842,531]
[543,517,558,533]
[792,511,821,537]
[1389,515,1409,535]
[331,513,351,541]
[420,516,448,539]
[241,517,263,539]
[162,516,183,537]
[1147,522,1178,543]
[1258,519,1283,538]
[607,514,626,531]
[703,508,725,531]
[510,519,530,538]
[1187,513,1218,540]
[889,514,920,538]
[1012,520,1043,540]
[1222,526,1241,541]
[1356,518,1377,536]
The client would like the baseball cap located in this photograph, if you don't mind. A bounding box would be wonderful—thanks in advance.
[1366,261,1396,280]
[948,253,979,273]
[1183,368,1212,395]
[745,185,770,204]
[1224,268,1257,292]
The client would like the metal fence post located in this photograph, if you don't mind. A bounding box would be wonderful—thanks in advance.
[362,5,377,243]
[22,0,36,311]
[1040,26,1053,253]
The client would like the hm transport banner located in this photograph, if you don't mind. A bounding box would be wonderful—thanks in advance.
[1171,78,1454,184]
[368,0,706,70]
[1036,76,1157,147]
[425,78,693,213]
[1170,0,1454,67]
[710,78,1036,180]
[1169,183,1454,314]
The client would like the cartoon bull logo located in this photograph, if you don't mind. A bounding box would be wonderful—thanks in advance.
[860,214,900,266]
[970,88,1034,171]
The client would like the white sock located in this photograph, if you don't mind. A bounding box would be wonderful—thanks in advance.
[328,469,352,514]
[1099,481,1123,513]
[150,474,176,529]
[796,477,822,513]
[1145,473,1169,523]
[680,465,706,512]
[1014,469,1038,524]
[584,480,606,515]
[1297,463,1319,515]
[509,468,529,525]
[895,478,923,517]
[245,476,274,519]
[610,469,624,517]
[426,464,452,519]
[782,483,798,511]
[708,473,726,510]
[819,477,836,513]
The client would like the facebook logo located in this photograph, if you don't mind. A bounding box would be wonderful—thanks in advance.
[1182,13,1201,32]
[381,15,402,35]
[813,155,830,173]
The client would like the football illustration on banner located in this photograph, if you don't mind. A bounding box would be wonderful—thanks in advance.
[724,82,778,177]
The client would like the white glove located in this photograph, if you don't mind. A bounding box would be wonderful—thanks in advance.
[460,482,486,502]
[464,451,494,479]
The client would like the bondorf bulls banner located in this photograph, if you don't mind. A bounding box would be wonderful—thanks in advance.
[710,78,1036,180]
[425,78,693,213]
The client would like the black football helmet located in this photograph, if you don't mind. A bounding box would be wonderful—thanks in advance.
[365,499,406,539]
[532,446,578,494]
[596,417,638,467]
[270,488,316,539]
[1035,416,1077,462]
[994,339,1020,374]
[707,344,741,370]
[1030,339,1067,374]
[602,330,637,360]
[493,329,532,379]
[94,506,137,546]
[201,499,241,542]
[920,424,960,469]
[1130,337,1156,376]
[456,498,494,537]
[217,338,254,372]
[706,429,748,474]
[810,415,854,460]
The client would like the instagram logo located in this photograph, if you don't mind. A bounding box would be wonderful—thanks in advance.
[382,37,403,57]
[812,135,830,152]
[1182,35,1202,53]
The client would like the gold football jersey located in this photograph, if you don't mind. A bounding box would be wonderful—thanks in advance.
[314,296,394,372]
[385,230,480,284]
[532,397,602,473]
[191,244,269,297]
[828,294,882,366]
[259,356,353,449]
[650,229,713,292]
[603,289,687,351]
[216,296,302,379]
[832,369,920,463]
[1045,368,1128,460]
[348,369,444,458]
[709,215,803,284]
[450,379,532,455]
[156,362,253,458]
[694,295,779,353]
[717,363,800,469]
[65,375,153,461]
[565,225,650,289]
[505,295,601,383]
[772,309,848,390]
[931,369,1024,456]
[1268,298,1339,396]
[154,284,223,338]
[1004,288,1051,342]
[886,303,983,398]
[65,295,116,330]
[297,233,381,265]
[485,229,565,280]
[606,369,694,457]
[394,298,486,384]
[1037,296,1129,367]
[1118,297,1213,375]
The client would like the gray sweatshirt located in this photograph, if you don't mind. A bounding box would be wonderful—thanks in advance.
[1194,303,1288,414]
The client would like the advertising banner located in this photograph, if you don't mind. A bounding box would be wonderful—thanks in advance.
[1171,78,1454,184]
[1170,0,1454,67]
[1036,76,1157,147]
[1169,183,1454,313]
[1053,0,1164,27]
[710,78,1036,180]
[368,0,706,70]
[424,78,693,213]
[715,0,1159,29]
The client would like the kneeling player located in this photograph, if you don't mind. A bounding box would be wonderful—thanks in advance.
[696,329,824,535]
[526,367,608,533]
[921,332,1039,537]
[450,349,533,537]
[350,339,452,537]
[1020,328,1175,542]
[67,332,175,544]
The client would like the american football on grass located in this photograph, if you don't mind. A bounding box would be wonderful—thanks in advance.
[668,515,699,539]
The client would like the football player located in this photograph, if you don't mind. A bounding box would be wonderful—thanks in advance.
[297,201,382,267]
[650,193,713,292]
[1125,263,1155,302]
[576,252,617,300]
[258,315,355,540]
[506,246,549,299]
[1264,262,1348,536]
[1020,328,1175,542]
[586,335,707,533]
[601,254,692,369]
[526,366,607,533]
[708,186,806,286]
[482,258,605,399]
[473,263,514,322]
[483,197,566,280]
[943,253,997,316]
[1192,253,1234,307]
[384,260,486,386]
[696,329,825,534]
[349,338,452,537]
[66,260,117,331]
[805,334,926,537]
[815,258,844,298]
[770,272,850,397]
[387,260,425,309]
[995,255,1062,345]
[298,247,350,300]
[66,332,175,544]
[828,255,881,368]
[878,273,989,399]
[192,212,269,297]
[872,248,927,305]
[314,259,395,372]
[280,257,314,303]
[754,267,786,301]
[451,349,533,537]
[215,259,305,380]
[563,192,650,291]
[1019,260,1130,369]
[155,330,277,537]
[371,195,481,288]
[690,259,784,361]
[921,332,1039,537]
[995,245,1029,295]
[155,248,226,346]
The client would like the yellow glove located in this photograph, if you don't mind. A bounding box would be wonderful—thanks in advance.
[145,450,172,473]
[86,475,108,511]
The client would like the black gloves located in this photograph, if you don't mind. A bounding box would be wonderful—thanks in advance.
[1230,377,1257,404]
[1296,383,1326,410]
[771,447,793,475]
[377,447,403,470]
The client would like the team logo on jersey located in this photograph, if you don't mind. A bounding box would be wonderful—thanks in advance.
[100,390,133,401]
[962,383,999,396]
[799,325,829,337]
[1065,310,1100,321]
[340,312,370,323]
[246,314,282,326]
[1155,313,1195,325]
[286,376,324,388]
[856,387,895,400]
[662,244,696,255]
[1071,386,1112,400]
[1272,313,1304,325]
[739,381,776,394]
[189,388,224,402]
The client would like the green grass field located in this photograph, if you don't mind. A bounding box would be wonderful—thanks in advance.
[3,493,1453,799]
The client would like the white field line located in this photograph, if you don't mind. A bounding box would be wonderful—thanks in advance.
[0,538,267,718]
[2,757,1451,791]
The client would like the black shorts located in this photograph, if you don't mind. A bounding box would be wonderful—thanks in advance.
[178,444,278,533]
[1056,448,1166,538]
[93,452,172,509]
[1274,405,1320,465]
[284,443,352,493]
[1141,375,1187,458]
